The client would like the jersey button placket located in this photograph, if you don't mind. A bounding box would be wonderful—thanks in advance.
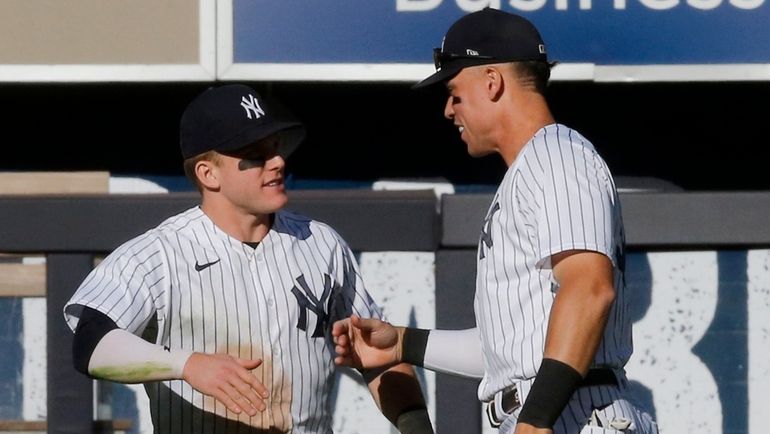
[249,243,276,423]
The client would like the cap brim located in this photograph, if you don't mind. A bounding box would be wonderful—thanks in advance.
[277,124,307,159]
[219,121,306,158]
[412,65,462,90]
[412,58,497,90]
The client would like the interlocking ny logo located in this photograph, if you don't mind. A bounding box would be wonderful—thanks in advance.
[240,94,265,120]
[479,201,501,260]
[291,274,338,337]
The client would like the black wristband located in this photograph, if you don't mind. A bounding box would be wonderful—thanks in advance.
[401,328,430,367]
[396,406,434,434]
[517,358,583,428]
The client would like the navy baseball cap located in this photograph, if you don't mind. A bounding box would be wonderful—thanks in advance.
[413,8,547,89]
[179,84,306,159]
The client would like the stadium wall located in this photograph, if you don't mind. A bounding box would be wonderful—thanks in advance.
[1,188,769,434]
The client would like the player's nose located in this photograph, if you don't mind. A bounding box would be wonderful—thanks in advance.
[443,95,455,120]
[263,153,285,172]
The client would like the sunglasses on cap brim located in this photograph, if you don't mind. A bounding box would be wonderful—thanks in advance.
[433,47,495,70]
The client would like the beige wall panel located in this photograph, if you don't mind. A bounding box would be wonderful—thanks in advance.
[0,171,109,194]
[0,262,45,297]
[0,0,199,64]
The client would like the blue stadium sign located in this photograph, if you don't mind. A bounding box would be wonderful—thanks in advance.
[218,0,770,82]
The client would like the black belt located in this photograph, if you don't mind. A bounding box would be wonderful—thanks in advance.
[486,368,618,428]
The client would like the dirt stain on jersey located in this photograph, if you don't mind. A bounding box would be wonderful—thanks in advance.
[199,346,292,432]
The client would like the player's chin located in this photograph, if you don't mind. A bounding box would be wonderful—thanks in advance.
[257,191,289,213]
[463,140,481,156]
[466,147,490,158]
[465,143,495,159]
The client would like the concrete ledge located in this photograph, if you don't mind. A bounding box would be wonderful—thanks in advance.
[0,190,439,253]
[441,192,770,248]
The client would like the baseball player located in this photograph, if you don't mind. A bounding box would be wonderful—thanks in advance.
[63,84,433,434]
[333,8,658,434]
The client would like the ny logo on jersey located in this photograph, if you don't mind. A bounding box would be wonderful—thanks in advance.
[240,94,265,120]
[291,274,338,338]
[479,201,501,260]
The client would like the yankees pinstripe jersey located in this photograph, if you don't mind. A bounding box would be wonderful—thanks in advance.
[64,206,383,433]
[475,123,632,402]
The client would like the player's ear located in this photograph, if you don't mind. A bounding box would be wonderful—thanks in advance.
[484,66,504,100]
[195,158,221,191]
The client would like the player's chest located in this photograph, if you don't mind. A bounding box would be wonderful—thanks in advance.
[477,192,528,250]
[170,245,339,340]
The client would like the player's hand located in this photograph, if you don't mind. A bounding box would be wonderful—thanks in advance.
[182,353,269,416]
[332,314,402,369]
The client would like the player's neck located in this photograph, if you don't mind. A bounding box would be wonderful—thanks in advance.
[200,200,273,243]
[499,97,555,166]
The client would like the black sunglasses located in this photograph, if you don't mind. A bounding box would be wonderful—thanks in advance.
[433,47,495,69]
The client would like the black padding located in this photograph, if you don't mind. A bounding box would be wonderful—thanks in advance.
[72,306,118,375]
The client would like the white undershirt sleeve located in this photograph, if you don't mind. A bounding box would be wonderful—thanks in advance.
[423,327,484,379]
[88,329,193,383]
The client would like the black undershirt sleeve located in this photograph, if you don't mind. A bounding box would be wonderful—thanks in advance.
[72,306,119,376]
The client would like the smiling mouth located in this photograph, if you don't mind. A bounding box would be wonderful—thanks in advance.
[264,179,283,187]
[458,126,465,133]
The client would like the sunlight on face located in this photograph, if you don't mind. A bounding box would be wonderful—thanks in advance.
[215,134,289,215]
[444,67,497,158]
[225,134,282,170]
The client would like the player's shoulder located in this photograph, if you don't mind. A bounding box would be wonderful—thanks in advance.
[99,211,187,263]
[274,209,348,246]
[112,206,206,252]
[146,206,205,238]
[520,124,600,168]
[529,124,595,152]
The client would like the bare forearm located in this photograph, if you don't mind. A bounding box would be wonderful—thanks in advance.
[545,251,616,373]
[365,363,433,433]
[516,251,616,430]
[366,363,426,422]
[543,282,613,373]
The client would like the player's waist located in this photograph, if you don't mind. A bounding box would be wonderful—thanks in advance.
[484,368,620,428]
